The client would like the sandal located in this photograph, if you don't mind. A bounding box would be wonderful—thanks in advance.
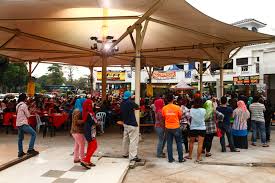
[184,156,192,160]
[80,161,91,169]
[195,159,203,163]
[205,152,212,157]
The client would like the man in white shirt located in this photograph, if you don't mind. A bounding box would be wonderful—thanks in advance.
[249,95,269,147]
[16,93,39,157]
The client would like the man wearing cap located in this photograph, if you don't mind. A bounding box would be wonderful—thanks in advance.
[120,91,141,162]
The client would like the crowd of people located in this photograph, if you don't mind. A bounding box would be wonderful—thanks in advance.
[151,92,272,163]
[1,90,273,168]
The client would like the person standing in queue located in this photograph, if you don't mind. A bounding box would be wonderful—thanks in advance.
[162,94,184,163]
[120,91,141,162]
[16,93,39,158]
[217,96,239,152]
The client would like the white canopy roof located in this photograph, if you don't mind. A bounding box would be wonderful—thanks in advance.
[0,0,274,67]
[171,80,195,90]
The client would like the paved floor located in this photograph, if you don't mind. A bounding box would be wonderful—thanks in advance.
[1,127,275,183]
[0,147,129,183]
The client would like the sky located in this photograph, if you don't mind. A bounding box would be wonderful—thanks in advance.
[32,0,275,79]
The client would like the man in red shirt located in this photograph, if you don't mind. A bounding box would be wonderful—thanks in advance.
[162,94,184,163]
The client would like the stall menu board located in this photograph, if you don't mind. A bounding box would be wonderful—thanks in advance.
[233,75,259,85]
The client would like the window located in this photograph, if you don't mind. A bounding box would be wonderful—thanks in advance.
[241,66,249,72]
[257,57,260,62]
[256,63,260,73]
[175,64,184,69]
[198,63,207,72]
[224,61,233,69]
[236,57,248,65]
[252,27,258,32]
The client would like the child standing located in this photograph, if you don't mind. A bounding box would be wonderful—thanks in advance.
[81,99,98,169]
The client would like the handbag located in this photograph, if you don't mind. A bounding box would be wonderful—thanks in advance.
[214,111,223,137]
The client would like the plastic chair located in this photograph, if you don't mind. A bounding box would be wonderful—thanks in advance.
[35,114,45,134]
[96,112,106,133]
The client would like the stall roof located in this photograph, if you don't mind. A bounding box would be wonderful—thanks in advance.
[0,0,274,67]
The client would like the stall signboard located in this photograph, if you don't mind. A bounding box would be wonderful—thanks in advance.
[152,71,176,80]
[27,81,35,97]
[97,71,125,81]
[233,75,259,85]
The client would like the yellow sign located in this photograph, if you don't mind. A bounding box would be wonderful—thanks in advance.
[146,84,153,97]
[27,81,35,97]
[97,71,125,81]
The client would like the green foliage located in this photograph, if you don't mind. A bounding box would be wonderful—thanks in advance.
[0,57,28,93]
[46,64,65,85]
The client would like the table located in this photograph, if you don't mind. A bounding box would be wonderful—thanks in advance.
[43,113,68,128]
[11,114,36,129]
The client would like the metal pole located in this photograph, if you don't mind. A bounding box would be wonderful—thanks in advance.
[102,56,107,101]
[199,61,203,96]
[220,51,224,97]
[28,61,32,81]
[111,0,164,49]
[89,66,94,94]
[135,24,142,127]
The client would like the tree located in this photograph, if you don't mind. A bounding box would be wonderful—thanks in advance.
[46,64,65,85]
[65,66,77,85]
[72,77,89,90]
[0,57,28,93]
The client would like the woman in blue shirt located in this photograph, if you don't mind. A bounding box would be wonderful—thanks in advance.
[185,97,206,162]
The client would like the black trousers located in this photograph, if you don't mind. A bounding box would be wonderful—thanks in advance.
[182,130,189,153]
[265,119,271,141]
[203,133,215,152]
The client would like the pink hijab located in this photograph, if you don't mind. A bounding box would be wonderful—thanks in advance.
[237,100,248,112]
[154,98,165,113]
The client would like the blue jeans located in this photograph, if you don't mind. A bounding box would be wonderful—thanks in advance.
[167,128,183,162]
[18,124,37,153]
[155,127,166,157]
[251,120,266,144]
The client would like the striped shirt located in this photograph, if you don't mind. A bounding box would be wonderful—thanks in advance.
[249,103,266,123]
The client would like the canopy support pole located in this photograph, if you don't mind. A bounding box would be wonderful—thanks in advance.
[135,24,142,127]
[89,66,94,94]
[28,61,32,81]
[31,61,40,74]
[111,0,164,49]
[0,26,95,53]
[0,34,17,48]
[199,61,203,96]
[102,56,107,101]
[220,51,224,97]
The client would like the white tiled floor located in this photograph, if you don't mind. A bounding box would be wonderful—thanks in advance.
[0,147,129,183]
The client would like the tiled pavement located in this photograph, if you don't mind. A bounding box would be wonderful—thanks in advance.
[0,147,129,183]
[1,127,275,183]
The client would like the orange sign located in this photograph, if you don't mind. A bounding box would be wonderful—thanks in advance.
[152,71,176,80]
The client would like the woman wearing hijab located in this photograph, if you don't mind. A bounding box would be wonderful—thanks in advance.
[203,100,224,157]
[81,99,98,169]
[154,98,166,158]
[232,100,250,149]
[74,97,86,112]
[70,98,86,163]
